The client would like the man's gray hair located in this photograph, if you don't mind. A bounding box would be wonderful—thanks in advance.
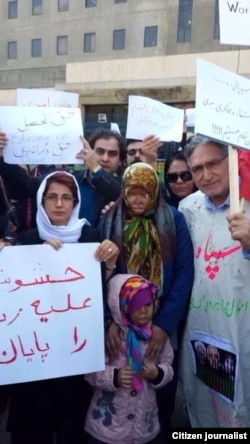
[184,134,228,159]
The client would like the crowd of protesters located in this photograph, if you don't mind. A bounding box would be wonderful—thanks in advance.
[0,122,250,443]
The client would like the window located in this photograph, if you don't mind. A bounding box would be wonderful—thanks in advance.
[8,1,17,19]
[177,0,193,43]
[144,26,158,47]
[84,33,96,52]
[213,0,220,40]
[58,0,69,11]
[32,0,42,15]
[113,29,125,50]
[8,41,17,59]
[31,38,42,57]
[57,36,68,55]
[85,0,97,7]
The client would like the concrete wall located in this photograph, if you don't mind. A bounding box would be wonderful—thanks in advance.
[0,1,249,106]
[0,0,242,91]
[61,50,250,105]
[1,48,250,106]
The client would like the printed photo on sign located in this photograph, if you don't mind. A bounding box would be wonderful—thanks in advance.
[191,340,237,402]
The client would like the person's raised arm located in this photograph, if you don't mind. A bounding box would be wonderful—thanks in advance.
[141,134,163,169]
[75,136,122,203]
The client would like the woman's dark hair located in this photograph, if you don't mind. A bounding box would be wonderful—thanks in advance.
[88,128,127,169]
[43,172,79,206]
[163,150,196,207]
[164,150,188,182]
[126,138,140,147]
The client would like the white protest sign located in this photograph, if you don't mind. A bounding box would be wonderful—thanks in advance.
[110,122,121,134]
[195,58,250,150]
[219,0,250,45]
[0,243,104,385]
[186,108,196,128]
[126,95,184,142]
[17,89,79,108]
[0,106,83,164]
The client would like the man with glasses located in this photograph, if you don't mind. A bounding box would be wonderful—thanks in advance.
[179,134,250,427]
[74,128,126,227]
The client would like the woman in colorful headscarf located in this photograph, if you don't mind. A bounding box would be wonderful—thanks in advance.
[122,162,162,287]
[100,162,194,434]
[85,273,174,444]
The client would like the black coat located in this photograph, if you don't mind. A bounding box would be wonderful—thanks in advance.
[0,174,18,239]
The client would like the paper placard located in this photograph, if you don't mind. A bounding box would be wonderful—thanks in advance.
[195,58,250,150]
[186,108,196,128]
[0,243,104,385]
[219,0,250,45]
[126,95,184,142]
[111,122,121,134]
[17,89,79,108]
[0,106,83,164]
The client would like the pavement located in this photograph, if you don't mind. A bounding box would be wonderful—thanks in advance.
[170,382,190,428]
[0,382,190,443]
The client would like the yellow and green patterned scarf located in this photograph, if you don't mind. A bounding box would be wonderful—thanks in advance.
[122,163,161,287]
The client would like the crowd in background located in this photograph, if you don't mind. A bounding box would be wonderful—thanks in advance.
[0,122,250,442]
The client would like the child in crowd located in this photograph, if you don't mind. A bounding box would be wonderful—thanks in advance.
[85,274,174,444]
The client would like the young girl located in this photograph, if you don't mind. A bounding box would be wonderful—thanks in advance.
[85,274,174,444]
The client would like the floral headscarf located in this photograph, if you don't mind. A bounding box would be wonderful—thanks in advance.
[122,162,159,214]
[122,163,161,287]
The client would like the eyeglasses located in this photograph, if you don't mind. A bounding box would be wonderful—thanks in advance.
[95,147,119,158]
[190,155,228,176]
[43,193,75,204]
[127,148,143,156]
[166,170,192,183]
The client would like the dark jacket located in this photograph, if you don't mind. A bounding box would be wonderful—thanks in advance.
[18,223,100,245]
[0,173,19,239]
[0,185,8,237]
[73,168,122,228]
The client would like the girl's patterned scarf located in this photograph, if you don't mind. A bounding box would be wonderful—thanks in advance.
[119,275,157,394]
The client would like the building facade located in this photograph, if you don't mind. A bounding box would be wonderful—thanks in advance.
[0,0,250,138]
